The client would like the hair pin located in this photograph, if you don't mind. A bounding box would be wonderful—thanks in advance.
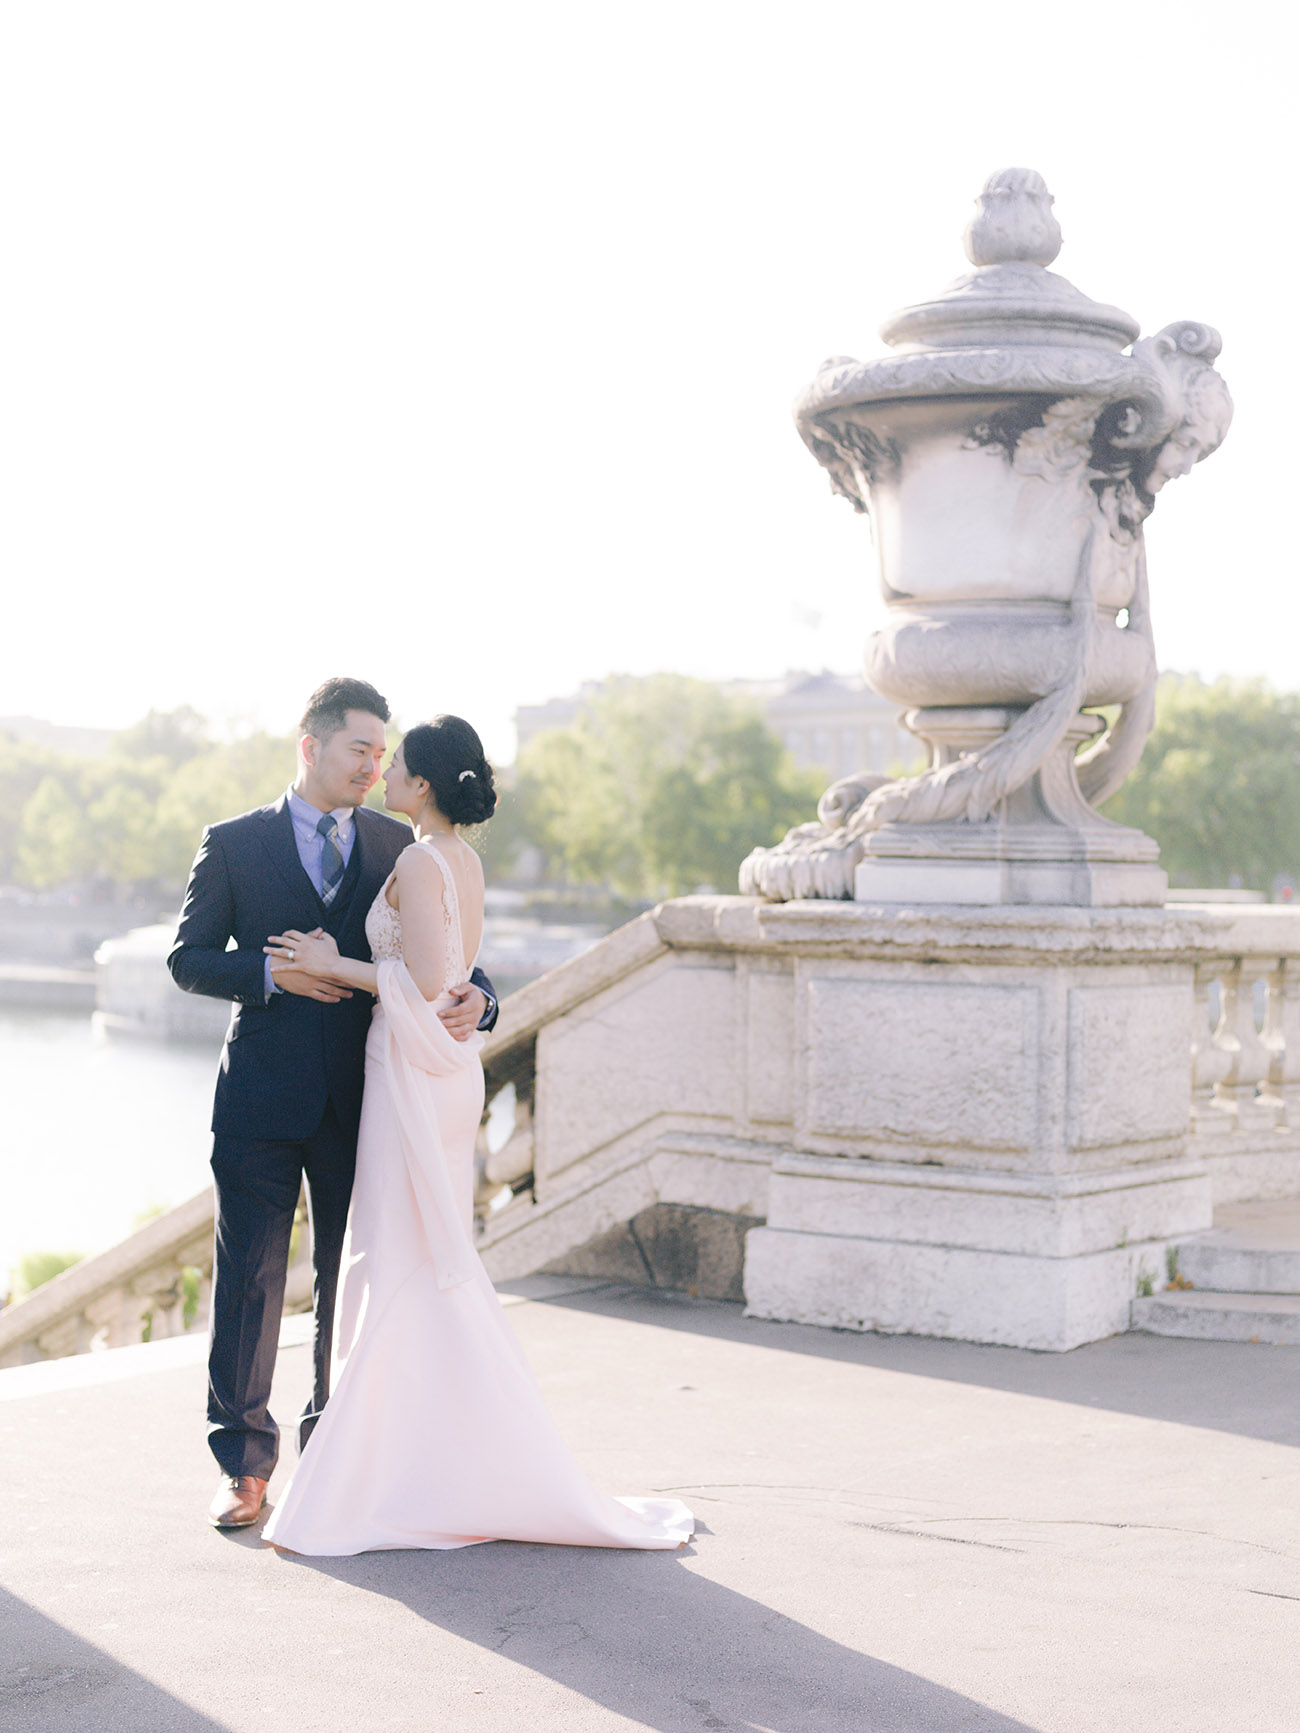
[458,769,476,781]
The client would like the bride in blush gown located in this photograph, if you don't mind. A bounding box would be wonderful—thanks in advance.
[259,715,693,1557]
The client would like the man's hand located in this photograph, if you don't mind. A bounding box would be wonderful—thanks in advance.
[439,983,487,1041]
[273,966,353,1004]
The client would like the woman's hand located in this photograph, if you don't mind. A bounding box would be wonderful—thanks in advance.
[265,927,342,980]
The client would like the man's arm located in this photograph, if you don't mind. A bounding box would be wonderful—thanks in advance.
[470,965,499,1032]
[437,964,500,1041]
[166,826,272,1006]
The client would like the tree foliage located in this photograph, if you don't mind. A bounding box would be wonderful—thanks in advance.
[511,675,824,898]
[7,677,1296,901]
[1104,676,1300,891]
[3,716,297,892]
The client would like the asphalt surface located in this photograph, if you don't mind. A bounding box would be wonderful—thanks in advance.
[1,1278,1298,1732]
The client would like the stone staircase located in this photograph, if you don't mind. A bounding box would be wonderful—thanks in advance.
[1132,1200,1300,1344]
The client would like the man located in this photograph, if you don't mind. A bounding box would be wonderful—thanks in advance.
[168,677,498,1529]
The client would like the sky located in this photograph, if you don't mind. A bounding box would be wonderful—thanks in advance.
[0,1,1294,764]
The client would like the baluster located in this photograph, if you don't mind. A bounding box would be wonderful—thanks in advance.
[192,1266,213,1336]
[1191,961,1233,1133]
[1213,956,1278,1131]
[136,1263,185,1341]
[487,1085,535,1192]
[475,1080,536,1224]
[1264,957,1300,1126]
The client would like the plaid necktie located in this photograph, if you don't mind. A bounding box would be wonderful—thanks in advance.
[317,813,345,907]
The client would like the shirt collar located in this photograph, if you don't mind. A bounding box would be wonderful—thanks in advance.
[286,787,357,839]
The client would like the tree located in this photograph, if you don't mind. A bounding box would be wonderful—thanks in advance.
[2,713,301,892]
[0,735,62,880]
[1104,677,1300,891]
[87,783,168,884]
[153,729,297,881]
[13,774,91,888]
[515,675,824,898]
[115,707,210,766]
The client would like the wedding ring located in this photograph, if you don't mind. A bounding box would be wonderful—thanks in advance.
[287,948,296,962]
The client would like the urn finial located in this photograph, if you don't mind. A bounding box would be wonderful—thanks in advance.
[963,167,1062,268]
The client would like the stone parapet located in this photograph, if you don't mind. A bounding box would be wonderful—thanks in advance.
[653,895,1227,965]
[19,895,1300,1363]
[476,895,1300,1348]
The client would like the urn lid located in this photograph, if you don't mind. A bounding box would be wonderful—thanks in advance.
[879,169,1139,355]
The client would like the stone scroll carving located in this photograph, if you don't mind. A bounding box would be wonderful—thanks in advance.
[741,170,1232,904]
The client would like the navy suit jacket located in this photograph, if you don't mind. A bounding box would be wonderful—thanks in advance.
[167,796,498,1141]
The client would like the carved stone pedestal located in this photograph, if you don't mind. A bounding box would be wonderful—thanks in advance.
[853,708,1167,907]
[741,902,1215,1351]
[740,167,1232,906]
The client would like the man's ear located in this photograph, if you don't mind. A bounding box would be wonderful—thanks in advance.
[299,732,319,771]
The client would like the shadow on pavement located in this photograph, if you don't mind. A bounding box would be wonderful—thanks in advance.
[0,1588,231,1733]
[278,1542,1041,1733]
[531,1284,1300,1449]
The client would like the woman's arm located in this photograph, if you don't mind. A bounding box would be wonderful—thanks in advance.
[264,928,380,996]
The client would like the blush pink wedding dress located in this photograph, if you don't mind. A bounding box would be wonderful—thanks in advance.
[262,840,693,1556]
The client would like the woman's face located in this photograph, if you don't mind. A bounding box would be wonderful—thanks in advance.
[382,743,425,816]
[1146,419,1216,493]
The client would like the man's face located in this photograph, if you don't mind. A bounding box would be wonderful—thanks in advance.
[298,710,388,811]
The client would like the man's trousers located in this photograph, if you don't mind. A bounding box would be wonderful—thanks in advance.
[206,1101,355,1479]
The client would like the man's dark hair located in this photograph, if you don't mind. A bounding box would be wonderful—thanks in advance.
[299,677,391,741]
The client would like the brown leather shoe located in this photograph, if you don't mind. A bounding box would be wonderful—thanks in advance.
[208,1475,268,1528]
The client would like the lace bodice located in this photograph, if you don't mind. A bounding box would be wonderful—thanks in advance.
[364,839,468,992]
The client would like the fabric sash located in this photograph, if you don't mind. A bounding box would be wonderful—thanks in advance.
[375,958,483,1291]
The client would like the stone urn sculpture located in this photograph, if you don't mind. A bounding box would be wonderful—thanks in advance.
[741,168,1232,905]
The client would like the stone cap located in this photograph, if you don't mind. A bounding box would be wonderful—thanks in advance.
[880,168,1139,355]
[654,895,1260,966]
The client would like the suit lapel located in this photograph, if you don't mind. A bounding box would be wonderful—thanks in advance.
[256,796,327,920]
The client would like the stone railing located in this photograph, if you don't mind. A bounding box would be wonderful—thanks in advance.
[474,913,667,1218]
[0,1189,313,1370]
[1181,904,1300,1202]
[0,922,658,1370]
[12,898,1300,1365]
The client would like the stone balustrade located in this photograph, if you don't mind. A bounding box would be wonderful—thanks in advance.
[0,931,621,1369]
[474,912,669,1221]
[1180,904,1300,1202]
[11,897,1300,1365]
[0,1188,313,1370]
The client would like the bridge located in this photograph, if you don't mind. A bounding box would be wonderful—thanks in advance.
[3,1273,1296,1731]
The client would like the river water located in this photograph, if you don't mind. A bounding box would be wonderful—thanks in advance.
[1,1005,519,1296]
[1,1009,220,1291]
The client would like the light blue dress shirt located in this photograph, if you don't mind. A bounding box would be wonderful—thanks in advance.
[264,789,358,999]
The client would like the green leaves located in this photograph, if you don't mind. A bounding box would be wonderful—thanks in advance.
[1105,676,1300,892]
[510,675,823,898]
[4,714,295,891]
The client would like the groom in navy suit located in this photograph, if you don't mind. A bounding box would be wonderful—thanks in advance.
[168,677,498,1529]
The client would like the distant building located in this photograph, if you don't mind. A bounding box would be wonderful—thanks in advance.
[514,671,924,780]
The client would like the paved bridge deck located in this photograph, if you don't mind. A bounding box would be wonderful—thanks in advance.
[2,1279,1297,1733]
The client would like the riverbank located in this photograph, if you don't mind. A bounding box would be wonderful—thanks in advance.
[0,962,95,1011]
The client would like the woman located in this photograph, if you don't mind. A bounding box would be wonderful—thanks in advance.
[259,715,693,1555]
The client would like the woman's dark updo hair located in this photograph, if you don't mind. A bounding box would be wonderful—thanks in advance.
[402,715,497,826]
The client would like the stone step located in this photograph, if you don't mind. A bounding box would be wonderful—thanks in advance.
[1173,1198,1300,1295]
[1177,1242,1300,1294]
[1131,1290,1300,1345]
